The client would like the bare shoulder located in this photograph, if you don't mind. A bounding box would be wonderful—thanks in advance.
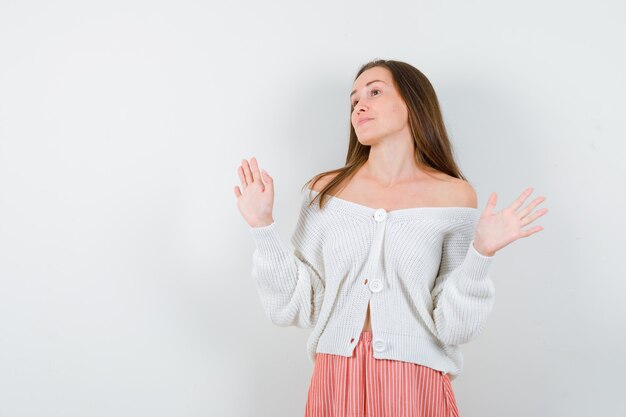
[309,172,339,192]
[434,173,478,209]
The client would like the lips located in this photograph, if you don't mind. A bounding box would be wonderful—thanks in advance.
[357,118,373,126]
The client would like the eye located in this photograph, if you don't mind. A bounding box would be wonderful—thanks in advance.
[351,89,381,109]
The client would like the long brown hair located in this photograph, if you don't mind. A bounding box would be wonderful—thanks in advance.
[303,59,467,210]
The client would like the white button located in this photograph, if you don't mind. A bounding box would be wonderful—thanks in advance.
[374,208,387,222]
[369,279,383,293]
[373,338,386,352]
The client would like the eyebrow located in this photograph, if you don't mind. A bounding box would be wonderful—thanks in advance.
[350,80,387,98]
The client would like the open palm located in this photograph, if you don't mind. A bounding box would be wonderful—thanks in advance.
[474,187,548,256]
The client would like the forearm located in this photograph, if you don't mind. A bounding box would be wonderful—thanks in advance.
[432,241,496,345]
[250,222,325,328]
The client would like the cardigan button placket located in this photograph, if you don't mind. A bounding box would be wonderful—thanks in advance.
[373,339,387,352]
[367,208,389,350]
[374,208,387,222]
[369,279,383,293]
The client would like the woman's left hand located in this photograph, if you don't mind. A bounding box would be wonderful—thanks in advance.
[473,187,548,257]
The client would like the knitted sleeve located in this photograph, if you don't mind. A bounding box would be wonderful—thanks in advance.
[430,215,496,346]
[248,192,326,328]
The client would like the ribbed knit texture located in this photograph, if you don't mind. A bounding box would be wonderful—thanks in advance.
[249,188,496,381]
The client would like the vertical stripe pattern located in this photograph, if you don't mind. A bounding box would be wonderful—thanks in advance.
[305,331,460,417]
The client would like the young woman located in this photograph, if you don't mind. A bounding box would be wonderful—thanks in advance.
[235,59,548,417]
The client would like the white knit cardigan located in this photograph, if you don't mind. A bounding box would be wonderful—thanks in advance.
[249,188,496,380]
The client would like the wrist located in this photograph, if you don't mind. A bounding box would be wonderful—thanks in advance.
[473,240,496,257]
[250,218,274,228]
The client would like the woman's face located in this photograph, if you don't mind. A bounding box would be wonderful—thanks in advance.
[350,66,409,145]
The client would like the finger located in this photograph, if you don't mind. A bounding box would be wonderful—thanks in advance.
[242,158,253,185]
[521,225,544,237]
[519,196,547,219]
[234,185,241,198]
[511,187,534,212]
[238,165,248,189]
[521,207,549,227]
[249,157,263,189]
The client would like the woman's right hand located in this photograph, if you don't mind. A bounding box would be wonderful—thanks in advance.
[234,157,275,228]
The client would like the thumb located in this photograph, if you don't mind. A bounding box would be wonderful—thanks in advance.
[261,169,273,187]
[484,192,497,215]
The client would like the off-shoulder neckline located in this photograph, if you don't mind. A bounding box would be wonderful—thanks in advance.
[304,188,478,218]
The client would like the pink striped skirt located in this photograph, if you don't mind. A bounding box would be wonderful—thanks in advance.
[305,331,459,417]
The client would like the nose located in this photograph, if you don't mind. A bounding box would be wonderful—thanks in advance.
[353,99,368,113]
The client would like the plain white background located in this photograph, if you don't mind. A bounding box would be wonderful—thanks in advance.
[1,0,624,416]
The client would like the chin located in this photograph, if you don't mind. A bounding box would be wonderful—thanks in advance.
[356,132,381,146]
